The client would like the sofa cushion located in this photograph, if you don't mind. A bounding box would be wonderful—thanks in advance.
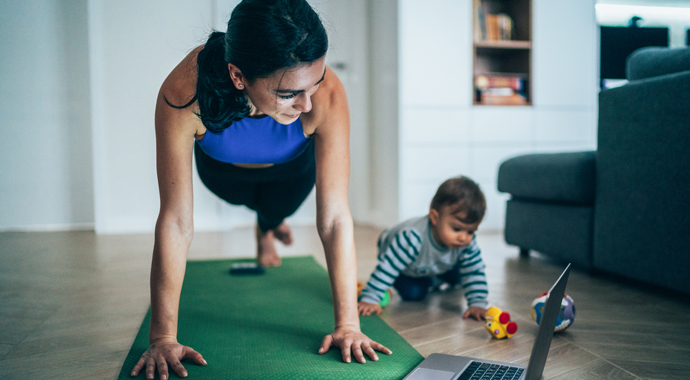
[498,151,596,205]
[626,47,690,81]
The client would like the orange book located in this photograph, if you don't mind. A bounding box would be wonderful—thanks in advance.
[481,93,527,106]
[486,14,499,41]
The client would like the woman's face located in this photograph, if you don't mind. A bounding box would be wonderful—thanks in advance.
[236,57,327,125]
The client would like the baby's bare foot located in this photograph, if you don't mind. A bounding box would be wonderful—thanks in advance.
[273,222,293,246]
[256,227,282,267]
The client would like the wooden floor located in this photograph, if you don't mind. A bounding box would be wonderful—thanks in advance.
[1,225,689,379]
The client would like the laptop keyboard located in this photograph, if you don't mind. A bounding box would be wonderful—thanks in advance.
[458,361,524,380]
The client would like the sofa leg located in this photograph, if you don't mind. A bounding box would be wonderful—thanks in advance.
[519,248,530,257]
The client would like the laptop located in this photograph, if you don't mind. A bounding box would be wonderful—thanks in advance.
[403,264,571,380]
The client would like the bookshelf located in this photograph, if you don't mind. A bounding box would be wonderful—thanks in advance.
[473,0,532,106]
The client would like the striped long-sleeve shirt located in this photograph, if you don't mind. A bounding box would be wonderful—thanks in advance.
[360,215,488,308]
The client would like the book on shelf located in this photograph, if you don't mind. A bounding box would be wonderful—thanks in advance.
[475,74,523,91]
[474,0,486,41]
[474,0,514,42]
[486,13,513,41]
[475,74,527,105]
[481,93,527,105]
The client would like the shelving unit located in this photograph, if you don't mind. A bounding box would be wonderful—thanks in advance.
[473,0,532,106]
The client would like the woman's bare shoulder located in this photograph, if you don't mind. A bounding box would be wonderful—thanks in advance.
[159,46,203,109]
[305,66,348,131]
[316,66,346,106]
[156,46,205,136]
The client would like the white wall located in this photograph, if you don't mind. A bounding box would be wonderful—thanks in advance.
[367,0,400,227]
[0,0,94,231]
[311,0,372,225]
[397,0,599,231]
[90,0,223,233]
[398,0,475,223]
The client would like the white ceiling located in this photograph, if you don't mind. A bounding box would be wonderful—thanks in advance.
[597,0,690,7]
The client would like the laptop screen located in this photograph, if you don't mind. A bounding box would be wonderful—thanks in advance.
[524,264,571,380]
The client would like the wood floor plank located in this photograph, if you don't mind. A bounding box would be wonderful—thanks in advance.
[538,342,609,379]
[550,358,639,380]
[563,329,674,350]
[397,316,485,346]
[0,316,50,346]
[382,299,461,332]
[0,338,132,380]
[4,316,143,360]
[577,342,690,364]
[0,344,13,360]
[607,359,690,380]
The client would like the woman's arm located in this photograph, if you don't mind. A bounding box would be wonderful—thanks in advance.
[131,50,207,380]
[312,68,391,363]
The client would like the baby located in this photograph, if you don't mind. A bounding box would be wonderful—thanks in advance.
[358,176,489,321]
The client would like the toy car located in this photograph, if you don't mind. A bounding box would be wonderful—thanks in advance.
[484,306,518,339]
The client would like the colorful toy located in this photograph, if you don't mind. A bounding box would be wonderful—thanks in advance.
[357,281,391,308]
[484,306,518,339]
[531,292,576,332]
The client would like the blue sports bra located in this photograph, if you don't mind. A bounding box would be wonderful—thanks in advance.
[196,116,310,164]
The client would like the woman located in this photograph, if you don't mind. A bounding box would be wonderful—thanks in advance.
[130,0,391,379]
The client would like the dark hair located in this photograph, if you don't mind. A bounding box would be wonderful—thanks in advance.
[167,0,328,133]
[430,176,486,224]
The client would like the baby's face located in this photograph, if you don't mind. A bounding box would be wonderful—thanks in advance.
[430,206,480,250]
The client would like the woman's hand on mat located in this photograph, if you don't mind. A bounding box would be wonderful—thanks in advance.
[318,326,392,364]
[130,338,207,379]
[357,301,383,316]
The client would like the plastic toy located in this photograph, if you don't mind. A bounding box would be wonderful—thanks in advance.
[484,306,518,339]
[357,281,391,308]
[531,292,576,332]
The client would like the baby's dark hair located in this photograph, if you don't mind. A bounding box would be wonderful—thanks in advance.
[430,176,486,224]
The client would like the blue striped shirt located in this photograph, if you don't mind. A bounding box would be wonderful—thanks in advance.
[360,216,488,308]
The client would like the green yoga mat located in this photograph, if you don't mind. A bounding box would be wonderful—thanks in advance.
[119,256,423,379]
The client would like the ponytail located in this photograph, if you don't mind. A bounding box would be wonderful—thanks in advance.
[165,32,250,133]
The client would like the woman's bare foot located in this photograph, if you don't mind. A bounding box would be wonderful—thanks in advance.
[256,223,293,267]
[273,222,294,246]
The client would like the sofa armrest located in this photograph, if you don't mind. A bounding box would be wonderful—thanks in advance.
[498,151,596,205]
[595,69,690,293]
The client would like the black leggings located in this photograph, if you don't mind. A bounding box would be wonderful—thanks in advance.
[194,140,316,232]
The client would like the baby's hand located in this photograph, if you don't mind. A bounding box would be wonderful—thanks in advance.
[358,301,383,316]
[463,306,487,321]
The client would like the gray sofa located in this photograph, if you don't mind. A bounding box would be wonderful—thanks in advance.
[497,47,690,295]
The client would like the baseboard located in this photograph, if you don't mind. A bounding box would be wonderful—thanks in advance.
[0,222,95,232]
